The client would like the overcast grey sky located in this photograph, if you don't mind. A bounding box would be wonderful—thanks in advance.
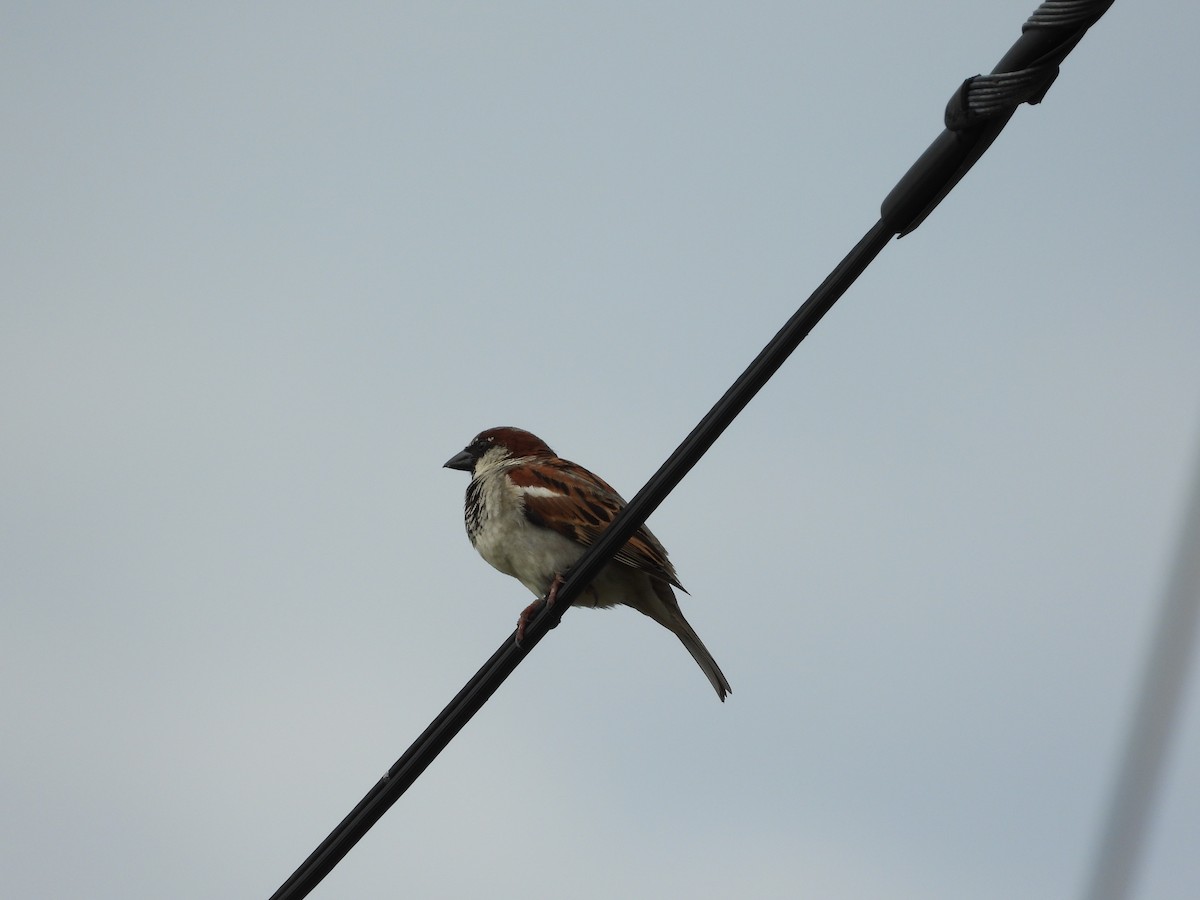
[3,3,1199,898]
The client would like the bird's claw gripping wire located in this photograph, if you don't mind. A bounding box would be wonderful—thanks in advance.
[515,574,566,645]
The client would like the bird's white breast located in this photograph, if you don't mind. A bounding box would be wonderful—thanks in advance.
[467,469,586,597]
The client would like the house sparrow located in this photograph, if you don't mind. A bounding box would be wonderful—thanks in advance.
[444,426,731,701]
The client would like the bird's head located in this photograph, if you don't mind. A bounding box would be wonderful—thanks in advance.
[443,427,555,475]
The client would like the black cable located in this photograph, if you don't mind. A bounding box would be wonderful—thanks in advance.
[268,215,895,900]
[268,3,1117,897]
[883,0,1114,235]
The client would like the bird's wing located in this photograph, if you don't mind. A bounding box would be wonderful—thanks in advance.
[508,459,685,590]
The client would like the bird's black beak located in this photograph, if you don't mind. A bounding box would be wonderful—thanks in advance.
[443,449,475,471]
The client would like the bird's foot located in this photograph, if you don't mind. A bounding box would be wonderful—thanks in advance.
[515,598,543,646]
[546,573,565,608]
[515,574,566,645]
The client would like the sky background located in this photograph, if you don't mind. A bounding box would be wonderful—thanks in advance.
[3,2,1199,898]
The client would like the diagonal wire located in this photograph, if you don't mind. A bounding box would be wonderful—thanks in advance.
[1080,422,1200,900]
[267,217,896,900]
[268,2,1117,897]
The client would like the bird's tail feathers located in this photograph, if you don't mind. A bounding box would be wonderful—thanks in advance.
[645,582,732,702]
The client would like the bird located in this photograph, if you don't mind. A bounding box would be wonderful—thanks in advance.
[444,426,731,701]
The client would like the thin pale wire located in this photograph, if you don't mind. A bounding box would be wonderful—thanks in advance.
[1081,419,1200,900]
